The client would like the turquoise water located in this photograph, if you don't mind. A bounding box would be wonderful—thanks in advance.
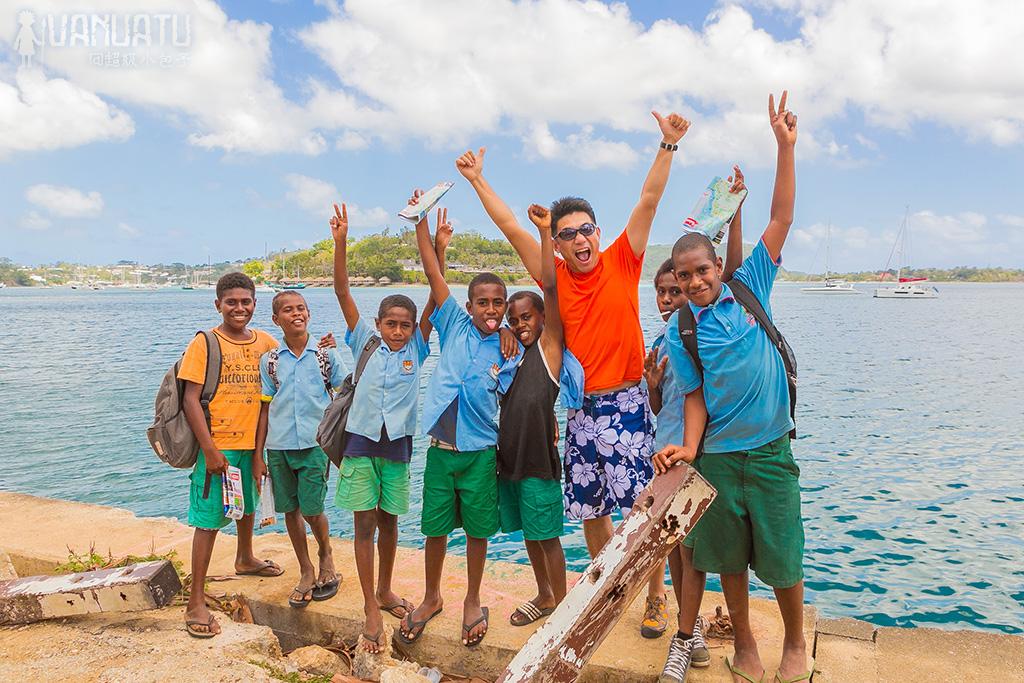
[0,283,1022,634]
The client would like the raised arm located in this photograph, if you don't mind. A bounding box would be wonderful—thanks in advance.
[528,204,563,375]
[330,203,360,331]
[722,165,746,282]
[762,90,798,262]
[456,147,543,280]
[420,206,453,339]
[624,112,691,257]
[415,198,451,305]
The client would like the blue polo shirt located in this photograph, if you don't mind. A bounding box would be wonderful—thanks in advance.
[344,317,430,442]
[665,240,793,453]
[422,295,521,451]
[260,334,347,450]
[651,327,685,451]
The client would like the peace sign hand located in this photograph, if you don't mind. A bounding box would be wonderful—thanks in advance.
[329,203,348,242]
[434,207,453,252]
[769,90,797,147]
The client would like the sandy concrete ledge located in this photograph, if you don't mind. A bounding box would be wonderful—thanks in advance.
[2,492,1022,682]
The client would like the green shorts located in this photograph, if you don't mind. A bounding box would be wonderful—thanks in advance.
[498,477,564,541]
[334,456,411,516]
[267,446,329,516]
[684,434,804,588]
[421,445,498,539]
[188,449,257,530]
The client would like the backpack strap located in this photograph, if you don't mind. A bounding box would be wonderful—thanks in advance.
[315,347,335,400]
[676,306,708,457]
[198,330,221,501]
[353,336,383,385]
[266,349,280,390]
[726,279,797,437]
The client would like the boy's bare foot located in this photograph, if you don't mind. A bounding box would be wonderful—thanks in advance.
[727,643,765,683]
[776,641,809,680]
[398,597,443,643]
[462,599,489,646]
[377,588,413,618]
[184,604,221,638]
[360,607,385,654]
[509,593,557,626]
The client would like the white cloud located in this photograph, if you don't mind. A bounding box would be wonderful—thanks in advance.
[20,210,51,231]
[297,0,1024,165]
[996,214,1024,229]
[283,172,388,228]
[788,211,1015,271]
[0,0,323,156]
[0,68,133,157]
[25,184,104,217]
[335,130,370,151]
[118,222,141,237]
[527,123,639,170]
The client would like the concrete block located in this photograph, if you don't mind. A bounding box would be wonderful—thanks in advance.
[816,617,877,641]
[0,559,181,625]
[813,632,878,682]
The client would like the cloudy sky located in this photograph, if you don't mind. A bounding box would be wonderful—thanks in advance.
[1,0,1021,271]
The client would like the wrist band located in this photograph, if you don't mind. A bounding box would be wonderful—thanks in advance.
[660,141,678,152]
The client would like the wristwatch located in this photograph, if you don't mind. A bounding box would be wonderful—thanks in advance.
[660,141,678,152]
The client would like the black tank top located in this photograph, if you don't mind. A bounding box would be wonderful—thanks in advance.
[498,343,561,481]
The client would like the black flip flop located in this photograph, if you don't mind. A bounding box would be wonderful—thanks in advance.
[289,585,314,608]
[380,597,413,619]
[396,606,443,644]
[236,559,284,577]
[360,630,384,654]
[311,575,340,601]
[185,614,220,639]
[462,606,489,647]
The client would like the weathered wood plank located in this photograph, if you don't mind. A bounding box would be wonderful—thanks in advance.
[496,463,716,683]
[0,560,181,625]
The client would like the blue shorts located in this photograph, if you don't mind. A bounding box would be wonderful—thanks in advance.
[563,386,655,520]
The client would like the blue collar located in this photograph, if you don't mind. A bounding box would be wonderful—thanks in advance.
[277,333,319,358]
[693,283,735,321]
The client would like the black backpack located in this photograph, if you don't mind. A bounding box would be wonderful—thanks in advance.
[316,335,382,468]
[676,279,797,455]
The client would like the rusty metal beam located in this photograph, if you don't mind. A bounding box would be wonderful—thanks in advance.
[496,464,716,683]
[0,560,181,625]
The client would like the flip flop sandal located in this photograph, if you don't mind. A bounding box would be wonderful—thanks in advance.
[462,606,489,647]
[773,659,815,683]
[396,607,443,645]
[726,656,766,683]
[185,614,220,639]
[289,585,314,609]
[311,575,340,601]
[236,559,284,577]
[510,601,554,626]
[380,597,414,619]
[360,630,384,654]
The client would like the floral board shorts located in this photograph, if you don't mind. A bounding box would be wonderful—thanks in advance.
[563,385,655,521]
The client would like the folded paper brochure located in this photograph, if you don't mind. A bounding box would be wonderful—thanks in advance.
[681,177,747,244]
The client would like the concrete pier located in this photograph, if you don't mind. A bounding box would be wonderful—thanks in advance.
[1,492,1021,681]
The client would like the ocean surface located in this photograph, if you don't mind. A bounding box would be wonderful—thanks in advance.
[0,283,1021,635]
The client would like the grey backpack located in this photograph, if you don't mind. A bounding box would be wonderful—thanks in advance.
[147,331,222,468]
[316,335,381,467]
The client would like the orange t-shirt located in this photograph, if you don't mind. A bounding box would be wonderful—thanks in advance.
[177,328,278,450]
[552,231,645,394]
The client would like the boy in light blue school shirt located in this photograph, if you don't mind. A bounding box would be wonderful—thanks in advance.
[399,208,519,649]
[664,238,792,454]
[257,291,346,610]
[420,294,519,451]
[655,96,809,683]
[344,315,429,446]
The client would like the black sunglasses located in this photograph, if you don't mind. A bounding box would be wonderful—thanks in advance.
[554,222,597,241]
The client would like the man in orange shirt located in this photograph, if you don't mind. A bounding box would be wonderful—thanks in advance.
[456,110,690,637]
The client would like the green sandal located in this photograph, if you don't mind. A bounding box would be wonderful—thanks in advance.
[773,659,814,683]
[726,656,766,683]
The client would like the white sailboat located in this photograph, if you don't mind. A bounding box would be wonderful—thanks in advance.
[802,222,859,294]
[874,208,938,299]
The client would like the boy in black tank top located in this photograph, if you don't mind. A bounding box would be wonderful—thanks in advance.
[498,204,573,627]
